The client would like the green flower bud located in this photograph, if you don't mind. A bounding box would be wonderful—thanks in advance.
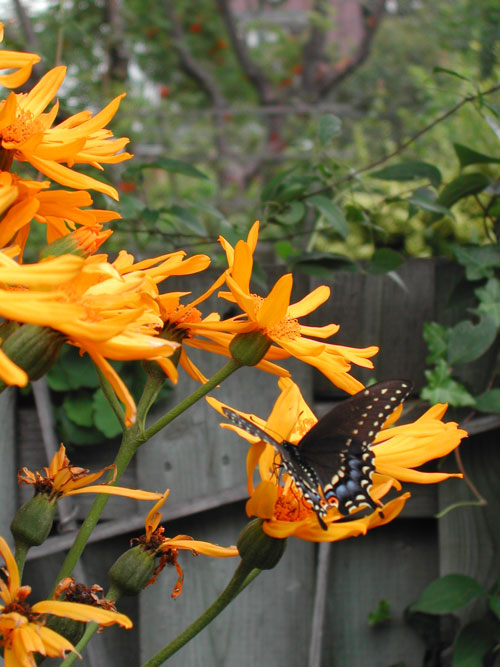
[108,545,156,597]
[44,615,86,648]
[0,324,64,391]
[237,518,287,570]
[10,493,58,548]
[229,331,271,367]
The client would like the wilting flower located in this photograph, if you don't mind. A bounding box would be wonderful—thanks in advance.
[196,222,378,394]
[135,490,238,597]
[208,378,466,541]
[0,66,131,199]
[0,23,40,89]
[0,172,120,257]
[17,444,163,502]
[0,250,214,423]
[0,536,131,666]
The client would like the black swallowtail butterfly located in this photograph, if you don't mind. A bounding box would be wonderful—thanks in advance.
[222,379,413,530]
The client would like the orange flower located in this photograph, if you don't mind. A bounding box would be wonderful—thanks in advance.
[17,444,163,502]
[0,172,120,258]
[136,490,239,597]
[196,222,378,394]
[0,66,131,199]
[0,23,40,89]
[0,536,131,666]
[208,377,466,541]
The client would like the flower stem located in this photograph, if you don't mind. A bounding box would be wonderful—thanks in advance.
[51,359,241,592]
[142,562,260,666]
[59,621,99,667]
[142,358,241,441]
[13,541,29,580]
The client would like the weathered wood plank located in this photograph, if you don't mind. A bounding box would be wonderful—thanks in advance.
[0,389,16,540]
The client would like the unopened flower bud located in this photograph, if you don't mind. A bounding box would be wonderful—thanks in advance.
[39,226,112,259]
[10,493,57,548]
[108,545,156,597]
[0,324,64,391]
[237,518,286,570]
[229,331,271,367]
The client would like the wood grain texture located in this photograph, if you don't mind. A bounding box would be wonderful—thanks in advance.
[0,389,16,540]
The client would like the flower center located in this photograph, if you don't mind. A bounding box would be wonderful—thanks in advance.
[251,294,300,339]
[274,486,311,523]
[162,306,202,341]
[1,108,42,145]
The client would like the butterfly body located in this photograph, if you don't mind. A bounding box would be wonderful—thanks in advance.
[221,379,413,530]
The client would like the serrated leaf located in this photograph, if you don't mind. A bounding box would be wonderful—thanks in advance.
[475,278,500,326]
[454,244,500,280]
[474,389,500,414]
[436,173,490,210]
[421,360,475,406]
[366,248,404,274]
[370,161,442,188]
[448,315,497,365]
[453,143,500,168]
[423,322,449,365]
[411,575,484,614]
[274,200,306,225]
[292,252,358,277]
[308,195,348,238]
[62,393,94,427]
[136,158,208,180]
[452,620,500,667]
[93,389,123,439]
[318,114,342,145]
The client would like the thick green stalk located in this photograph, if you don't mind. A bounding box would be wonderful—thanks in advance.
[13,541,29,580]
[142,562,260,666]
[142,358,240,441]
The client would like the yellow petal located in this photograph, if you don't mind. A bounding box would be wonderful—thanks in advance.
[287,285,330,318]
[257,274,292,327]
[66,486,163,500]
[32,600,132,628]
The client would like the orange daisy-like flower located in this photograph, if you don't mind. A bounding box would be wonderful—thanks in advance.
[0,66,131,199]
[0,172,119,258]
[136,490,239,598]
[0,250,212,423]
[208,377,467,541]
[17,444,163,502]
[195,221,378,394]
[0,536,132,666]
[0,23,40,89]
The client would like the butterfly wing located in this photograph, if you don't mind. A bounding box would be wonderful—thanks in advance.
[297,380,413,514]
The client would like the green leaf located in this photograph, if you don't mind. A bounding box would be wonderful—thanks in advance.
[423,322,449,365]
[274,201,306,225]
[318,114,342,145]
[436,173,490,210]
[407,190,453,217]
[433,66,471,82]
[46,347,99,391]
[274,240,300,261]
[454,244,500,280]
[56,409,103,446]
[411,574,484,614]
[308,195,348,238]
[136,158,209,180]
[452,620,500,667]
[292,252,358,277]
[474,389,500,414]
[454,143,500,168]
[489,594,500,620]
[62,393,94,427]
[421,360,475,407]
[370,161,442,189]
[366,248,404,274]
[448,315,497,365]
[368,600,391,627]
[475,278,500,326]
[93,389,123,439]
[260,167,297,202]
[169,205,206,236]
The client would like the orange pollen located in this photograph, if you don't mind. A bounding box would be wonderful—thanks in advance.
[250,293,300,339]
[173,305,202,326]
[274,487,311,523]
[1,109,43,145]
[295,418,316,439]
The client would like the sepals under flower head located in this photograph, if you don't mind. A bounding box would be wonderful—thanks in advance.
[39,224,113,259]
[229,330,272,367]
[108,545,157,597]
[10,493,57,548]
[237,518,286,570]
[0,323,64,391]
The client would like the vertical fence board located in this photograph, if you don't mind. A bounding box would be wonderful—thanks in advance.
[0,389,15,540]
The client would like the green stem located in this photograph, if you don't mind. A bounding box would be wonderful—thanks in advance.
[143,359,241,441]
[51,425,139,593]
[96,366,126,430]
[142,562,260,666]
[59,621,99,667]
[13,541,29,580]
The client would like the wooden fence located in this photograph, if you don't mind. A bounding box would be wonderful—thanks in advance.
[4,259,500,666]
